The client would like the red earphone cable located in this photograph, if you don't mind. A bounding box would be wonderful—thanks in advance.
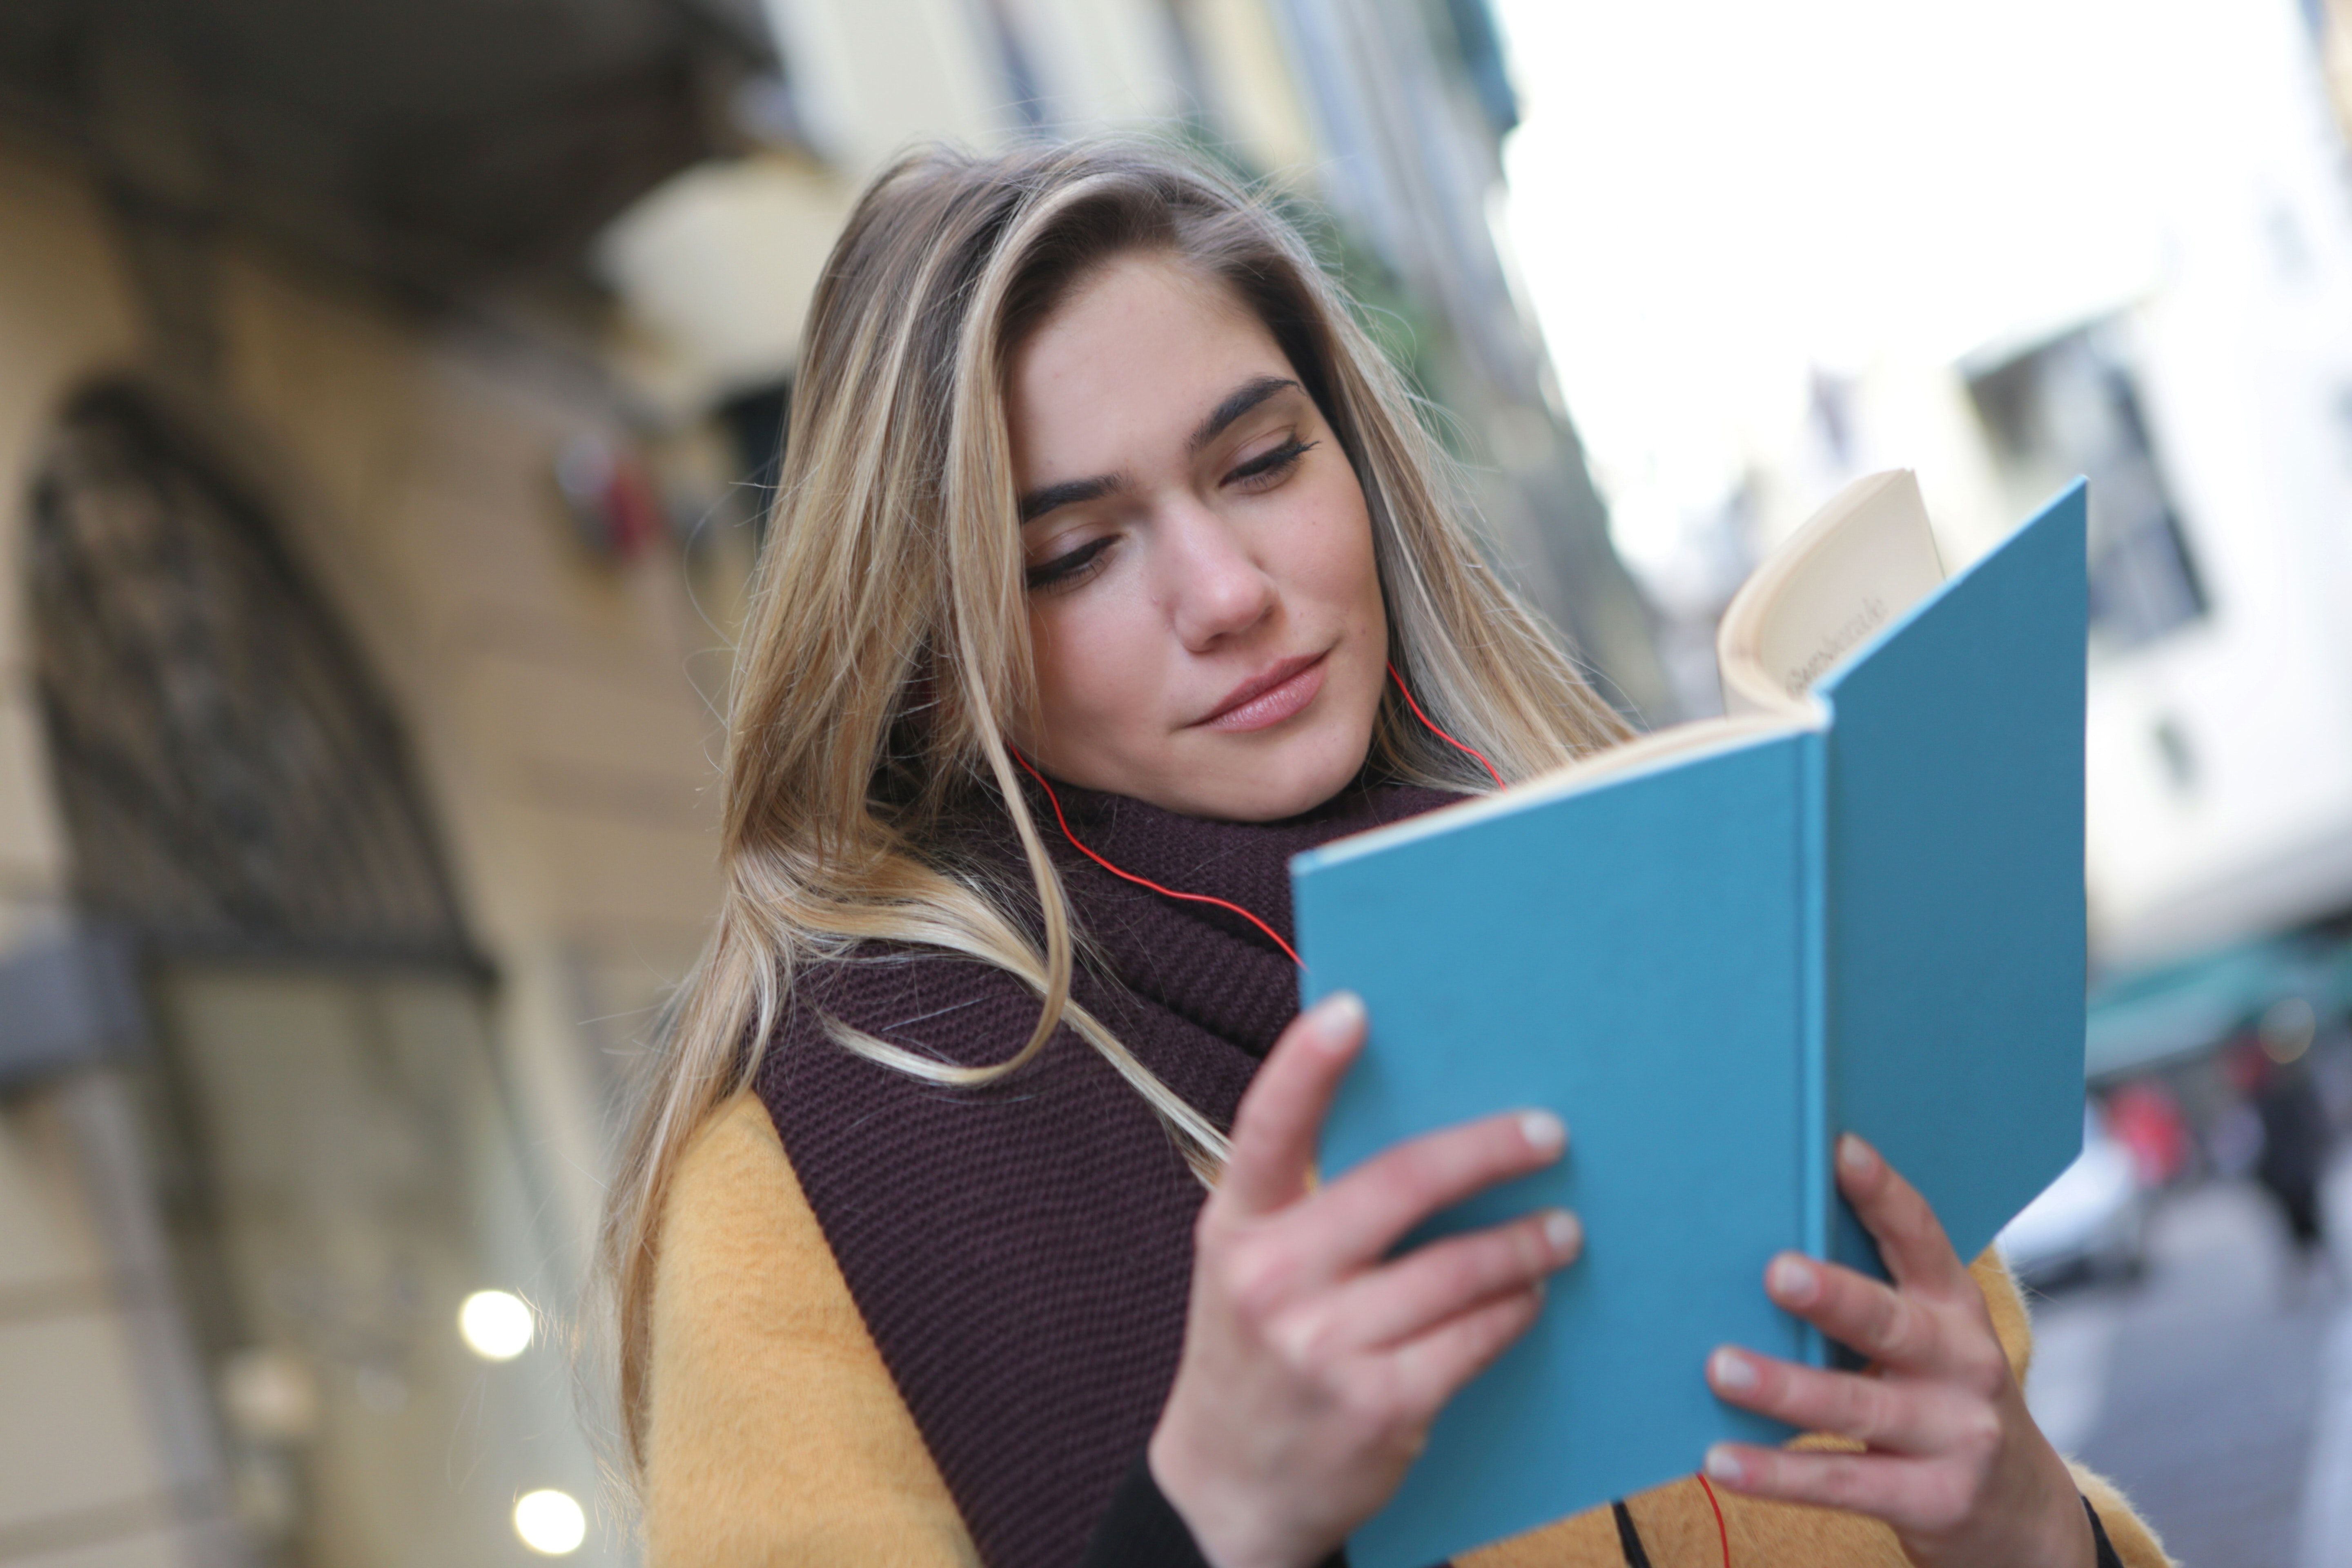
[1011,748,1306,968]
[1385,662,1505,789]
[1009,667,1502,969]
[1699,1473,1731,1568]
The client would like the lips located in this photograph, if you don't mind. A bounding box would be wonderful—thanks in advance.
[1196,652,1329,733]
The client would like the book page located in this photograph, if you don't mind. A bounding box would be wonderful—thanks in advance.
[1716,471,1947,717]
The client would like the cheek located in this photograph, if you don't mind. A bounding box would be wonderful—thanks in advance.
[1277,473,1384,625]
[1026,589,1160,742]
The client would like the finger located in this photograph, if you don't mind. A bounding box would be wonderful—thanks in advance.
[1218,993,1368,1215]
[1703,1443,1962,1535]
[1835,1136,1970,1298]
[1316,1210,1581,1352]
[1761,1252,1952,1374]
[1386,1285,1545,1423]
[1707,1347,1987,1456]
[1290,1109,1568,1275]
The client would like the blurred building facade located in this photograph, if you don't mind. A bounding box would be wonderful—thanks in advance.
[1608,0,2352,991]
[1977,0,2352,974]
[0,4,778,1565]
[0,2,1659,1566]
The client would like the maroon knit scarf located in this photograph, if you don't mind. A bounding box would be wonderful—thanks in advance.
[754,778,1455,1568]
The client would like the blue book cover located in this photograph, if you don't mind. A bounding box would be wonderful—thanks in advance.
[1292,475,2088,1568]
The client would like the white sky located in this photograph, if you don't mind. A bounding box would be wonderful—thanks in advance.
[1491,0,2241,557]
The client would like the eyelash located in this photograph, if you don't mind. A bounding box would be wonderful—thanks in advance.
[1024,435,1320,592]
[1026,536,1114,592]
[1228,436,1316,488]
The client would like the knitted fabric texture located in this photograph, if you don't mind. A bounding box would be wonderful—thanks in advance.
[755,779,1456,1568]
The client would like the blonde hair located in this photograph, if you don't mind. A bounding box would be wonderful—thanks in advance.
[595,138,1628,1472]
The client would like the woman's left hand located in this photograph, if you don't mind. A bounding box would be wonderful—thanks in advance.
[1702,1134,2096,1568]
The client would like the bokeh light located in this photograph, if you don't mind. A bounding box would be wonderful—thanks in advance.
[458,1290,534,1361]
[512,1490,586,1556]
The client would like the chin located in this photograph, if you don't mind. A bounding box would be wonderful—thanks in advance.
[1189,725,1372,823]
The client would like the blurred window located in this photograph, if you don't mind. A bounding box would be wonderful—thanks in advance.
[1967,326,2207,657]
[30,388,472,960]
[718,376,791,546]
[1441,0,1521,138]
[136,964,601,1565]
[27,385,609,1565]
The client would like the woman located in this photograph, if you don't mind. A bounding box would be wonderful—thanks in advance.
[599,141,2168,1568]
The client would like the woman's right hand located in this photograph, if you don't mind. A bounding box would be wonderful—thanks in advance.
[1148,992,1582,1568]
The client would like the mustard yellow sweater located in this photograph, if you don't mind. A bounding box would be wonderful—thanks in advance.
[643,1096,2172,1568]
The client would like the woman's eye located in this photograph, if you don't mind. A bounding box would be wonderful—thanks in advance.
[1224,436,1317,489]
[1025,535,1115,591]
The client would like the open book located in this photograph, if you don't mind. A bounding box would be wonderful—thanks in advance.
[1420,470,1954,813]
[1292,472,2088,1568]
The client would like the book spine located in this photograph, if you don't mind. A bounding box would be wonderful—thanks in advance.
[1799,726,1832,1371]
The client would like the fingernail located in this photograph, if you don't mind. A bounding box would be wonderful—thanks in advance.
[1704,1445,1744,1484]
[1838,1134,1875,1178]
[1710,1348,1758,1392]
[1519,1110,1567,1156]
[1309,992,1365,1049]
[1543,1210,1582,1257]
[1768,1254,1818,1305]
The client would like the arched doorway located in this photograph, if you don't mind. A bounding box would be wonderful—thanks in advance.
[28,385,612,1568]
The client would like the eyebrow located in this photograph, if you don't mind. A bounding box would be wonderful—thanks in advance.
[1017,474,1122,524]
[1016,374,1303,525]
[1188,374,1299,455]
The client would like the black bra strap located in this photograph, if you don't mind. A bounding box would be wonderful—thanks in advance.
[1611,1500,1654,1568]
[2086,1494,2124,1568]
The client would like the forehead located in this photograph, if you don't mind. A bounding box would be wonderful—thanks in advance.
[1007,254,1292,479]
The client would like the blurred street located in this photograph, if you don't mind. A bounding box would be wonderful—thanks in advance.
[2026,1155,2352,1566]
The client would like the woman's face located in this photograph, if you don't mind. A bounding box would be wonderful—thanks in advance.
[1007,253,1388,822]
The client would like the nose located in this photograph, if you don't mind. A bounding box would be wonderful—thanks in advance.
[1161,501,1276,650]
